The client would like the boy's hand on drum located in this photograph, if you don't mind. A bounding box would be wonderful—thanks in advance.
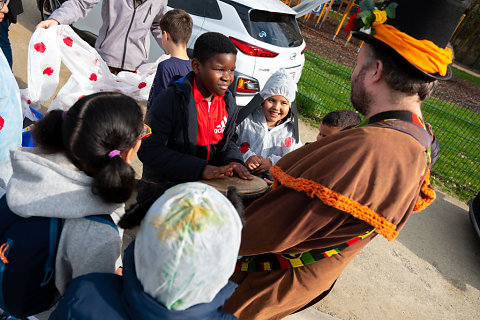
[202,164,234,180]
[252,158,273,174]
[229,162,253,180]
[246,155,264,171]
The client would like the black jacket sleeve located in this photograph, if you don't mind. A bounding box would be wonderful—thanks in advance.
[138,90,207,181]
[6,0,23,23]
[216,134,244,165]
[213,94,244,166]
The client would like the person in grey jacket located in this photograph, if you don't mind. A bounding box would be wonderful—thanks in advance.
[4,92,146,294]
[36,0,167,72]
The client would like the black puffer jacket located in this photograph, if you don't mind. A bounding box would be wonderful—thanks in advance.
[6,0,23,23]
[138,72,243,190]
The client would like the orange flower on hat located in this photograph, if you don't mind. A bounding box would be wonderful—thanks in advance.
[372,9,387,26]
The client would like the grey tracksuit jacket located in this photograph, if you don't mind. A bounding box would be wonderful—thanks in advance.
[50,0,167,71]
[5,148,124,294]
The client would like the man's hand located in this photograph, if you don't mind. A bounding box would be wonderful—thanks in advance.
[245,155,264,171]
[251,158,272,174]
[36,19,60,29]
[202,164,234,180]
[230,162,253,180]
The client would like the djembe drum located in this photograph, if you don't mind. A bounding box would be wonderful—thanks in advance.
[200,176,269,207]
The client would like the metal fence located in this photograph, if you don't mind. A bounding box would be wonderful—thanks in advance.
[297,35,480,198]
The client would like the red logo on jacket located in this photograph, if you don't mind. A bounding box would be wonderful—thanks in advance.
[239,142,250,154]
[284,137,292,147]
[214,116,227,134]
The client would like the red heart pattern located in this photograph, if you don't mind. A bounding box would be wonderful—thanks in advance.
[43,67,54,76]
[63,37,73,47]
[34,42,46,53]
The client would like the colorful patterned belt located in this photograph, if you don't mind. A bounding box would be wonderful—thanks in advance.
[235,229,375,271]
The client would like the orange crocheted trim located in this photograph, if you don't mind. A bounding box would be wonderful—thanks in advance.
[413,170,436,212]
[270,165,399,241]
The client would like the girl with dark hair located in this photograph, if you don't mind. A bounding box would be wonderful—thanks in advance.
[4,92,148,295]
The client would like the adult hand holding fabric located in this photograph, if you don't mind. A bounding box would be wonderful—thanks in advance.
[35,19,60,29]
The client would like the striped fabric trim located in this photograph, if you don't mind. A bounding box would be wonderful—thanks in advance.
[235,229,375,271]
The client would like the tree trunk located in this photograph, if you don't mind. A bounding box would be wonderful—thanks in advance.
[451,0,480,72]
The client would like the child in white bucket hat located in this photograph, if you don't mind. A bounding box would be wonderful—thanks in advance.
[50,182,243,319]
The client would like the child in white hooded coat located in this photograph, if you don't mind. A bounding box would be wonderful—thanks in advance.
[235,69,302,178]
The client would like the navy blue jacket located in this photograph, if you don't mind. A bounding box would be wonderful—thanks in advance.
[49,243,238,320]
[138,72,243,188]
[6,0,23,23]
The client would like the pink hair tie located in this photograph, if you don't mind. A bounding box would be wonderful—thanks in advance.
[108,150,121,158]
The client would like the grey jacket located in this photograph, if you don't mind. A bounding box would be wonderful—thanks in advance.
[50,0,167,71]
[5,148,124,294]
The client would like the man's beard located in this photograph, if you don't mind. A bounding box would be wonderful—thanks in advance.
[349,68,371,116]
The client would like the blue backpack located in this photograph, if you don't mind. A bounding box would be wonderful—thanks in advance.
[0,195,117,318]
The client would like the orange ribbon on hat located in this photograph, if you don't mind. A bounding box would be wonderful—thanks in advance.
[373,24,453,76]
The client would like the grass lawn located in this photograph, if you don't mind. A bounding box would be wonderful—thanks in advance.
[297,50,480,202]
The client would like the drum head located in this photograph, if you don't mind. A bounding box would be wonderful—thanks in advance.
[200,176,268,196]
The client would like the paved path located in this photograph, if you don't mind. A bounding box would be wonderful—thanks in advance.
[453,63,480,78]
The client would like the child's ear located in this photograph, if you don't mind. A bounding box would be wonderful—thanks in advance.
[191,58,201,75]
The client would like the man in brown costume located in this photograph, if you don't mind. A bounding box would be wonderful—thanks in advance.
[222,0,466,319]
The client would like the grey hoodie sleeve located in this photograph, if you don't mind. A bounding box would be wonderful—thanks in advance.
[49,0,100,26]
[150,1,167,48]
[55,218,121,294]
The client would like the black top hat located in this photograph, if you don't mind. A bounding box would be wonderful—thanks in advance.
[352,0,467,80]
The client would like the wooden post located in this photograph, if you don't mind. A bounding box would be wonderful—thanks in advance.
[321,1,335,26]
[333,0,355,40]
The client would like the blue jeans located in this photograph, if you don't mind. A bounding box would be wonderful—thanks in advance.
[0,18,12,69]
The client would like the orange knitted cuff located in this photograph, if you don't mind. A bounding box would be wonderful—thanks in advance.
[413,170,436,212]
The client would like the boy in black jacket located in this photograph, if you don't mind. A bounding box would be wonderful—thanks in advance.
[138,32,252,196]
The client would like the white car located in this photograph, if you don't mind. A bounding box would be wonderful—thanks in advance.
[38,0,306,106]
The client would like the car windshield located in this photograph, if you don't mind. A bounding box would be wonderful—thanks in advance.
[248,10,303,48]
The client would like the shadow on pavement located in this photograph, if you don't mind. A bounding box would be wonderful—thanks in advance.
[396,192,480,291]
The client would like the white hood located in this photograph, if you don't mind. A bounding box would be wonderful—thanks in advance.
[6,148,124,219]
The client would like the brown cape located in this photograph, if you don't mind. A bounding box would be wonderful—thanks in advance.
[223,122,433,319]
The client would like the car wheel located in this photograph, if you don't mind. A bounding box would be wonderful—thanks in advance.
[40,0,64,21]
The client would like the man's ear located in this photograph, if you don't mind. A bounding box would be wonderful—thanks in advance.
[191,58,200,75]
[372,60,384,83]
